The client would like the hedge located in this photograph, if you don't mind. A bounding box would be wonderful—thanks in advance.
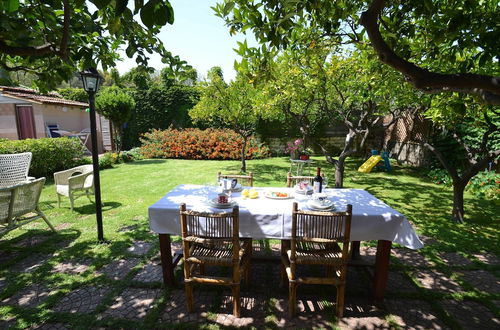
[0,137,85,178]
[122,85,199,149]
[140,128,270,160]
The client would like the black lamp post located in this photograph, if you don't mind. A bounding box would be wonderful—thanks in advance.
[80,68,105,242]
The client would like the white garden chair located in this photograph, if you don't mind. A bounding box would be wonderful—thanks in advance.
[54,165,94,211]
[0,152,33,188]
[0,177,55,235]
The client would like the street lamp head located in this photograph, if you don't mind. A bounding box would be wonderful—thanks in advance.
[80,68,103,94]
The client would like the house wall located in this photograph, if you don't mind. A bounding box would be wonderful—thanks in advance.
[0,103,18,139]
[40,104,90,136]
[1,102,105,153]
[32,104,46,138]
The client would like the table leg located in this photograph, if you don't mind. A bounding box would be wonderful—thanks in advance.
[159,234,175,287]
[350,241,360,260]
[373,240,392,300]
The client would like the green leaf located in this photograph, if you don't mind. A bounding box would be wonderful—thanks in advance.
[140,0,156,28]
[223,1,235,16]
[154,3,168,26]
[108,17,121,34]
[126,44,136,57]
[165,2,174,24]
[134,0,144,14]
[6,0,19,13]
[116,0,129,16]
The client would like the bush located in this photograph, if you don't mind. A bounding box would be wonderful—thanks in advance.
[98,153,115,169]
[140,128,270,160]
[57,88,88,103]
[121,148,143,162]
[122,85,199,149]
[467,170,500,201]
[426,168,452,186]
[0,137,85,177]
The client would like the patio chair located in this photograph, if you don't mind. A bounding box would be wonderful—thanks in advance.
[0,152,33,188]
[286,171,316,188]
[54,165,94,211]
[180,203,252,317]
[217,172,254,187]
[0,177,55,235]
[281,202,352,317]
[46,123,61,138]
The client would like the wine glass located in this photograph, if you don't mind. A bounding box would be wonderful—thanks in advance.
[322,176,329,189]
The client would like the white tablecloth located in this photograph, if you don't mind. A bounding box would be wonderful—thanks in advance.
[148,184,423,249]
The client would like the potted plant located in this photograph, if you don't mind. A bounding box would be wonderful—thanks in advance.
[285,139,303,160]
[299,147,313,160]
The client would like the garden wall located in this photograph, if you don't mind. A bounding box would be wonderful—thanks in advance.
[389,141,429,167]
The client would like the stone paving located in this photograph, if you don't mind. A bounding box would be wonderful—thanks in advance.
[0,237,498,329]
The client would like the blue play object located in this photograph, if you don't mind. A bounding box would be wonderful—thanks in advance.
[380,151,392,172]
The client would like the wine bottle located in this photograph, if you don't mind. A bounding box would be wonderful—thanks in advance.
[313,167,323,193]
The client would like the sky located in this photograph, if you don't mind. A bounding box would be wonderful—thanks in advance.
[115,0,256,82]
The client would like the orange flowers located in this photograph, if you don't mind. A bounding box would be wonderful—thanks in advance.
[140,128,270,160]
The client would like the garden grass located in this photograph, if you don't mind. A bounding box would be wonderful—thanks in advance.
[0,156,498,329]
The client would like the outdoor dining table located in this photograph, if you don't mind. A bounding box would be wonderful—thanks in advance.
[148,184,423,300]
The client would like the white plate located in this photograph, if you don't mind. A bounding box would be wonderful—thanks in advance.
[207,198,237,209]
[294,185,313,195]
[264,191,294,199]
[307,199,334,210]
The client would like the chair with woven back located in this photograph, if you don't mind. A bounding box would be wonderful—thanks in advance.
[0,177,55,235]
[281,202,352,318]
[54,165,94,211]
[0,152,33,188]
[180,203,252,317]
[286,171,315,188]
[217,172,254,187]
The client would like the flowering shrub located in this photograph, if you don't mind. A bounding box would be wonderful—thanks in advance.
[426,168,452,185]
[139,128,270,160]
[285,139,303,154]
[467,170,500,201]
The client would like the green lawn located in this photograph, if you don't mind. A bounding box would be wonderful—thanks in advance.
[0,157,498,328]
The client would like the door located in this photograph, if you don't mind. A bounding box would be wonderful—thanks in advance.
[15,105,36,139]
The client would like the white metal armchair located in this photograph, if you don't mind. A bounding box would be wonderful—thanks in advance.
[0,152,33,188]
[54,165,94,211]
[0,177,55,235]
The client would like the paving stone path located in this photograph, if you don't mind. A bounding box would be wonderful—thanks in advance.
[0,238,498,329]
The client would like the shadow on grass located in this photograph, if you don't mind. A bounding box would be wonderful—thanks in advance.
[71,201,122,215]
[124,159,167,166]
[344,163,498,253]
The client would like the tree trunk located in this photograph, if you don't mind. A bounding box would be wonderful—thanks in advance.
[335,154,348,188]
[113,123,122,154]
[240,136,248,173]
[452,181,466,223]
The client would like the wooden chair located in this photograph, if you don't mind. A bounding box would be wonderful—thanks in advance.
[180,203,252,317]
[217,172,254,187]
[281,202,352,318]
[286,171,315,188]
[0,152,33,188]
[54,165,94,211]
[0,177,55,235]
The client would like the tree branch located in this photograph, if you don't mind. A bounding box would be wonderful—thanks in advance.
[419,140,459,182]
[59,0,71,59]
[360,0,500,105]
[0,41,55,56]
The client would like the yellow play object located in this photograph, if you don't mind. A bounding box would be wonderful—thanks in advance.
[358,155,382,173]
